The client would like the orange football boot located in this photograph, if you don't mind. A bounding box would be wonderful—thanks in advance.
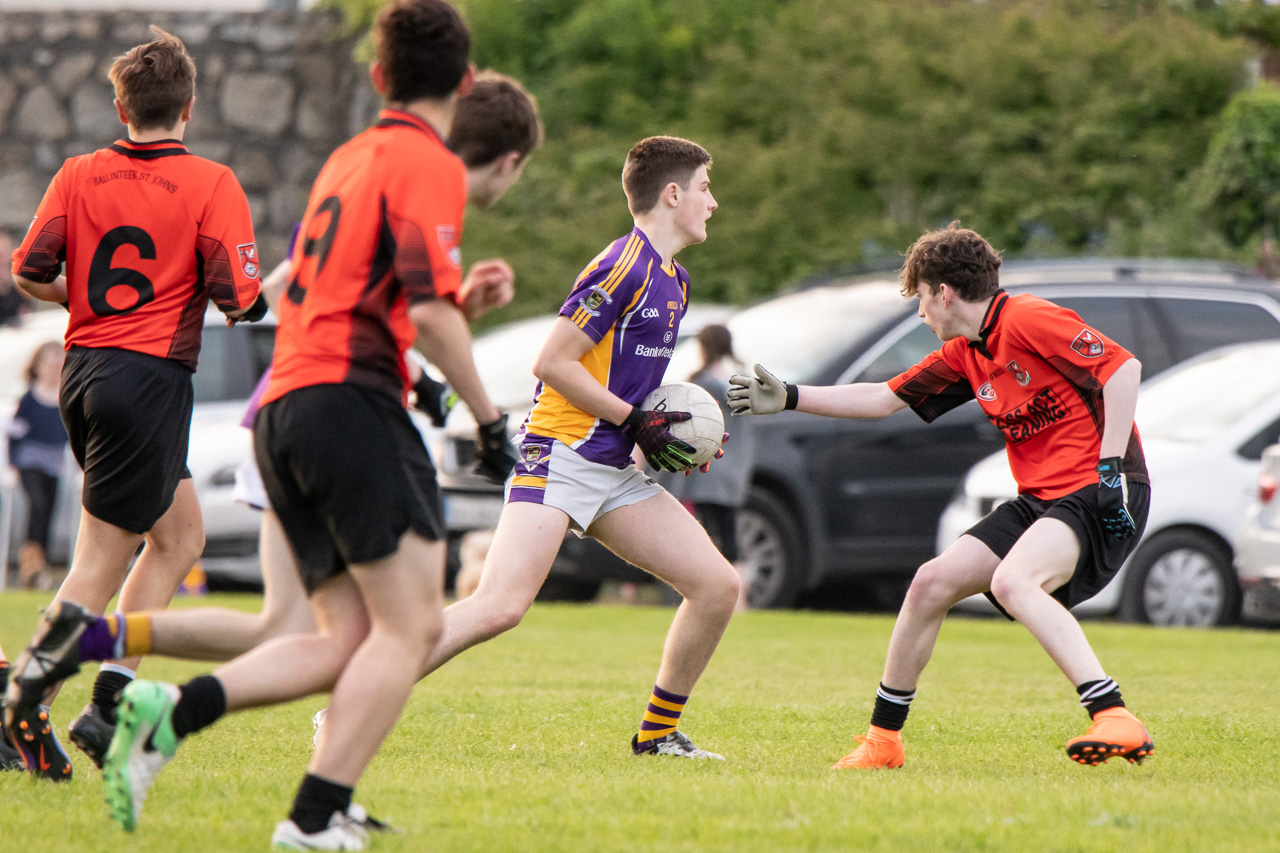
[832,725,905,769]
[1065,707,1154,766]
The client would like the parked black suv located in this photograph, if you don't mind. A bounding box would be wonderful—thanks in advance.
[542,260,1280,607]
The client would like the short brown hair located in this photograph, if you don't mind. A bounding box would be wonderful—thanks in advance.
[108,26,196,131]
[447,71,543,168]
[899,221,1002,302]
[375,0,470,104]
[622,137,712,215]
[25,341,62,384]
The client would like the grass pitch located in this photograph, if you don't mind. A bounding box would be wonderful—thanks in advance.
[2,590,1279,852]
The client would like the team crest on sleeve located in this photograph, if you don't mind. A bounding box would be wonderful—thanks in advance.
[1070,329,1104,358]
[579,284,613,315]
[236,243,259,278]
[436,225,461,268]
[1006,360,1031,386]
[976,382,997,402]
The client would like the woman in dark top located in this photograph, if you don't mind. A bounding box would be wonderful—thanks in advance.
[8,340,68,589]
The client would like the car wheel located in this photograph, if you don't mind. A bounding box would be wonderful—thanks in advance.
[1119,530,1241,627]
[737,488,806,609]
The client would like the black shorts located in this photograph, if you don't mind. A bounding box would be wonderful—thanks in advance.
[966,478,1150,617]
[60,346,193,534]
[695,503,739,563]
[254,383,445,595]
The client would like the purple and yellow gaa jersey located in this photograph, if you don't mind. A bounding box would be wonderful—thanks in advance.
[522,227,689,468]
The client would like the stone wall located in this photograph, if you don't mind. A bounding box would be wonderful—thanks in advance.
[0,8,374,266]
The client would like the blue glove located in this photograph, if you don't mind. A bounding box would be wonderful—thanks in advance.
[1096,456,1136,540]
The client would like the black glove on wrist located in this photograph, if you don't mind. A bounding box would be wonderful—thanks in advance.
[474,414,517,484]
[240,292,269,323]
[622,405,696,473]
[412,372,455,428]
[1096,456,1136,540]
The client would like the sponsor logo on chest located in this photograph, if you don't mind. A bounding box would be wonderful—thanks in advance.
[987,387,1070,445]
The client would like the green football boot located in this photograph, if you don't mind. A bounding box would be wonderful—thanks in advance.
[103,681,182,831]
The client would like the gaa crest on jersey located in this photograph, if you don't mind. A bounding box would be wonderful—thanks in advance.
[523,446,542,464]
[236,243,259,278]
[1071,329,1104,358]
[436,225,461,269]
[976,382,997,402]
[1006,360,1031,387]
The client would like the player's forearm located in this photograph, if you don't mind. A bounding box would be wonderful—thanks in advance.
[1099,357,1141,460]
[14,273,67,304]
[533,356,633,427]
[259,259,291,316]
[410,299,501,425]
[795,382,908,419]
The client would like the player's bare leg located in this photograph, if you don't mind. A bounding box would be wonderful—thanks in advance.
[989,517,1153,766]
[418,502,569,678]
[148,510,313,661]
[113,479,206,671]
[987,518,1099,683]
[881,535,1002,690]
[835,534,999,769]
[591,492,738,694]
[590,491,739,759]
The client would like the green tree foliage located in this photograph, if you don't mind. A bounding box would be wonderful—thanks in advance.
[1198,82,1280,245]
[322,0,1255,320]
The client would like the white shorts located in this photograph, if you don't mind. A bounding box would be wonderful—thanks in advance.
[231,457,269,511]
[505,436,664,533]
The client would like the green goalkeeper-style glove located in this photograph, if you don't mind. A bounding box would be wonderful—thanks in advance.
[726,364,798,416]
[622,406,696,473]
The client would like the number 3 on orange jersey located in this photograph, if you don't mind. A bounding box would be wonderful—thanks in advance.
[287,195,342,306]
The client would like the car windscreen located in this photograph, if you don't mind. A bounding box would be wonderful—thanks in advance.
[1138,343,1280,444]
[667,282,910,384]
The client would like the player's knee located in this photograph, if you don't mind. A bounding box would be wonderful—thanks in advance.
[686,559,740,617]
[906,558,963,610]
[486,601,527,637]
[988,567,1028,609]
[714,562,741,614]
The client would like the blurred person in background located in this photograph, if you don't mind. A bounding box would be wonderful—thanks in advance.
[7,341,68,590]
[664,324,753,610]
[0,229,32,326]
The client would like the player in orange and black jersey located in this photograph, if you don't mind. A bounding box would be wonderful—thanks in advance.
[730,222,1155,771]
[79,4,512,845]
[3,27,264,782]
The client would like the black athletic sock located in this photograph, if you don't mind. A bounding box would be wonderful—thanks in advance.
[1076,677,1125,718]
[869,682,915,732]
[92,670,134,725]
[289,773,354,834]
[170,675,228,739]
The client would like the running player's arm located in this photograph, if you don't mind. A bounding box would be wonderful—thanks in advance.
[12,272,67,305]
[12,168,70,305]
[200,170,264,323]
[1100,357,1141,458]
[532,317,634,426]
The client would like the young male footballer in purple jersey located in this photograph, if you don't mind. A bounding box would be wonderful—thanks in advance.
[408,136,740,759]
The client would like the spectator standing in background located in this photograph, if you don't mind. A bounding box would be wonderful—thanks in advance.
[666,324,754,610]
[7,341,68,590]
